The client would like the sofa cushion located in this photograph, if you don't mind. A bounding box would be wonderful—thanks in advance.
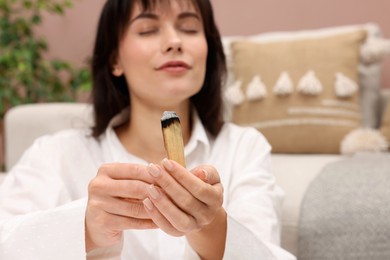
[222,23,390,129]
[298,153,390,259]
[228,30,366,153]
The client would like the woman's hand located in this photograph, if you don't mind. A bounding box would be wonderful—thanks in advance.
[143,159,226,259]
[85,163,159,252]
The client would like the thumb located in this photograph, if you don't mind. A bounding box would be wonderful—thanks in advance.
[190,165,220,185]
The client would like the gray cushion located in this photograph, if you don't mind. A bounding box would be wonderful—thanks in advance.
[299,153,390,260]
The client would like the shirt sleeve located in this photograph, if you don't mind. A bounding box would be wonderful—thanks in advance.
[224,216,295,260]
[0,135,88,260]
[222,127,296,260]
[0,198,87,260]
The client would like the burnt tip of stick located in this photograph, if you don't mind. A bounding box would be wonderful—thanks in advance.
[161,111,181,128]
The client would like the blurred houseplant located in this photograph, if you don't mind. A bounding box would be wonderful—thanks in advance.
[0,0,91,119]
[0,0,91,170]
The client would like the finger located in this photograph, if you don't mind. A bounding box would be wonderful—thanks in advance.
[104,212,157,231]
[89,176,152,199]
[147,162,208,216]
[162,160,223,206]
[93,196,151,219]
[190,165,221,185]
[147,162,223,228]
[143,198,184,237]
[90,162,158,203]
[97,163,156,183]
[190,167,224,207]
[145,184,198,233]
[87,208,158,232]
[85,203,158,248]
[191,167,208,183]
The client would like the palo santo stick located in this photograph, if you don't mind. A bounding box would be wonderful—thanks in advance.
[161,111,186,167]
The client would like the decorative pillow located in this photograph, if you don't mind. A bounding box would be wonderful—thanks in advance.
[222,23,390,128]
[380,97,390,150]
[228,30,366,154]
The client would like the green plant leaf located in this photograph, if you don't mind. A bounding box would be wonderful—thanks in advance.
[31,14,41,24]
[0,0,92,119]
[23,0,33,9]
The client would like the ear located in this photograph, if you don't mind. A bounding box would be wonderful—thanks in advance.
[112,65,124,77]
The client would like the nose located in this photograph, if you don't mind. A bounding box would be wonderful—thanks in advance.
[165,40,182,53]
[162,28,182,54]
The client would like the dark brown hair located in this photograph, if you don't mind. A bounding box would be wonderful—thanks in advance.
[91,0,226,138]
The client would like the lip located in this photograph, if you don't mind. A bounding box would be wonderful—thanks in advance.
[156,60,191,72]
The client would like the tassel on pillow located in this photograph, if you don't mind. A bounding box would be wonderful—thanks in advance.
[273,72,293,96]
[334,72,358,98]
[224,80,245,106]
[340,128,389,155]
[246,75,267,101]
[360,37,390,64]
[297,70,323,96]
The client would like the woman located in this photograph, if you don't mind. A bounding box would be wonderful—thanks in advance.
[0,0,295,259]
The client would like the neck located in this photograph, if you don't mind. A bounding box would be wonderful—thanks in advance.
[115,102,191,164]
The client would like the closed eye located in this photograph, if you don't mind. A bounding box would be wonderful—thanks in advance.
[180,28,199,34]
[177,14,202,35]
[139,28,159,36]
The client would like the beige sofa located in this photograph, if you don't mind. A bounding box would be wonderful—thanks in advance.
[2,87,389,257]
[0,103,343,256]
[2,23,390,258]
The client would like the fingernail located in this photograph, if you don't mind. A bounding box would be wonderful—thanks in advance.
[143,198,154,210]
[147,163,161,177]
[201,169,209,182]
[162,158,173,171]
[148,184,160,199]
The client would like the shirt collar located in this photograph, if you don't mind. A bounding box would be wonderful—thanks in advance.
[103,108,211,163]
[185,110,210,157]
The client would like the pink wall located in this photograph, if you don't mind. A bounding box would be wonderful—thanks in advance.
[2,0,388,167]
[35,0,104,67]
[38,0,390,87]
[212,0,390,89]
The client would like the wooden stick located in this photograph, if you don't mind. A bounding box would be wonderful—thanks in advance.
[161,111,186,167]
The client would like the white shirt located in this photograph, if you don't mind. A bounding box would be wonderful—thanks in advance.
[0,112,295,260]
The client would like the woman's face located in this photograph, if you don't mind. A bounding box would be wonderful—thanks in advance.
[113,0,208,111]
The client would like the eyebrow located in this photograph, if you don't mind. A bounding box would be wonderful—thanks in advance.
[130,11,201,25]
[177,12,201,21]
[130,13,159,24]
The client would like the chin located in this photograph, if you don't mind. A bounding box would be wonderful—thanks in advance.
[162,82,202,97]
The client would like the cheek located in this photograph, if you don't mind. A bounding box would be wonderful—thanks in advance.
[191,44,208,94]
[118,40,151,70]
[191,37,208,70]
[117,44,149,93]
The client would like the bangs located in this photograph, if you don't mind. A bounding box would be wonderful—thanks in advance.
[135,0,200,14]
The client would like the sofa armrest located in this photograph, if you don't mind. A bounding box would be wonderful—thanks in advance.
[0,173,6,184]
[4,102,93,171]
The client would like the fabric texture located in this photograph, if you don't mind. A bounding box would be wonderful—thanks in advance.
[380,96,390,149]
[271,154,343,256]
[298,153,390,260]
[229,30,366,154]
[0,111,294,260]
